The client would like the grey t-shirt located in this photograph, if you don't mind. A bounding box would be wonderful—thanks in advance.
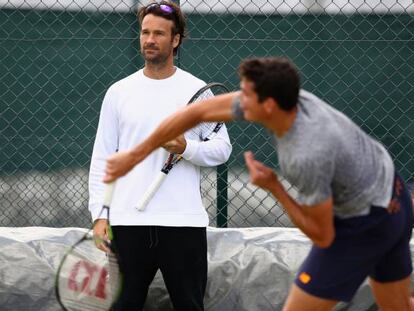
[232,90,394,218]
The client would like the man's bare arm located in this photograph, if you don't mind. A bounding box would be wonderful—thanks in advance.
[244,151,335,248]
[103,92,238,182]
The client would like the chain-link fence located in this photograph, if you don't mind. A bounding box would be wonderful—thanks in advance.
[1,0,413,228]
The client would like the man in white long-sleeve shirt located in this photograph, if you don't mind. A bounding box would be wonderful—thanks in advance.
[88,2,232,310]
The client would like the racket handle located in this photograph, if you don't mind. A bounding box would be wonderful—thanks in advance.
[103,182,116,208]
[135,172,167,211]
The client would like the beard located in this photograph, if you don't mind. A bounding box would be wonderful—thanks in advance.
[141,44,172,65]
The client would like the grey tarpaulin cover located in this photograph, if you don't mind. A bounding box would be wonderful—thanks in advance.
[0,226,411,311]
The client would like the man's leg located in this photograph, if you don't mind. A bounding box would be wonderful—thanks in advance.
[111,226,158,311]
[283,284,338,311]
[369,175,414,311]
[370,276,414,311]
[157,226,207,311]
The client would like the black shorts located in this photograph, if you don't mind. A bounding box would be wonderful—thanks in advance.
[294,173,413,302]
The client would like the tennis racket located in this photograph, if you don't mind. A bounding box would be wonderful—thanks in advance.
[135,82,230,211]
[55,182,121,311]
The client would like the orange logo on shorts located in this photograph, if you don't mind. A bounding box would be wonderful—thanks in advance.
[299,272,311,284]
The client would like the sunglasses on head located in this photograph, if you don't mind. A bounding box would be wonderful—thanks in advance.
[145,3,175,14]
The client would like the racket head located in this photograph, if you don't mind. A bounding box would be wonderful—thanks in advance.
[55,234,121,311]
[187,82,230,141]
[187,82,229,105]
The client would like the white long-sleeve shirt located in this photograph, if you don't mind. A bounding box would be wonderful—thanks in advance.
[88,68,232,227]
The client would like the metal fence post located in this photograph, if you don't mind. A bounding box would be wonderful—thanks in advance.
[217,163,228,227]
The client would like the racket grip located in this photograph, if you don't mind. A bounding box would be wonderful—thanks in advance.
[103,182,116,208]
[135,172,167,211]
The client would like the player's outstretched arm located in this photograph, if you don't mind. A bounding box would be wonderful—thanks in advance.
[103,92,238,182]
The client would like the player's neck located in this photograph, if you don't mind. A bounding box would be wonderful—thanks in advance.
[267,106,298,138]
[143,59,176,80]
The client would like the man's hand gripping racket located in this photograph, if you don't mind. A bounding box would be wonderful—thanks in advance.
[55,182,121,311]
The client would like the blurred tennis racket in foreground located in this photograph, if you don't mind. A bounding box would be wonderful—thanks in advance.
[135,82,230,211]
[55,183,121,311]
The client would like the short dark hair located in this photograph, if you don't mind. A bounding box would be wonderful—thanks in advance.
[238,57,300,111]
[138,1,186,56]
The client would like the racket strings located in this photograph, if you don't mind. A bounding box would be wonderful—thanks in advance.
[57,239,121,311]
[60,298,108,311]
[196,122,222,140]
[187,85,228,141]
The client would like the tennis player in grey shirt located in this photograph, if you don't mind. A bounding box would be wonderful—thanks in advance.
[260,89,395,219]
[103,57,414,311]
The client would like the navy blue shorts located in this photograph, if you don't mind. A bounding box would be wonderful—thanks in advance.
[294,174,413,302]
